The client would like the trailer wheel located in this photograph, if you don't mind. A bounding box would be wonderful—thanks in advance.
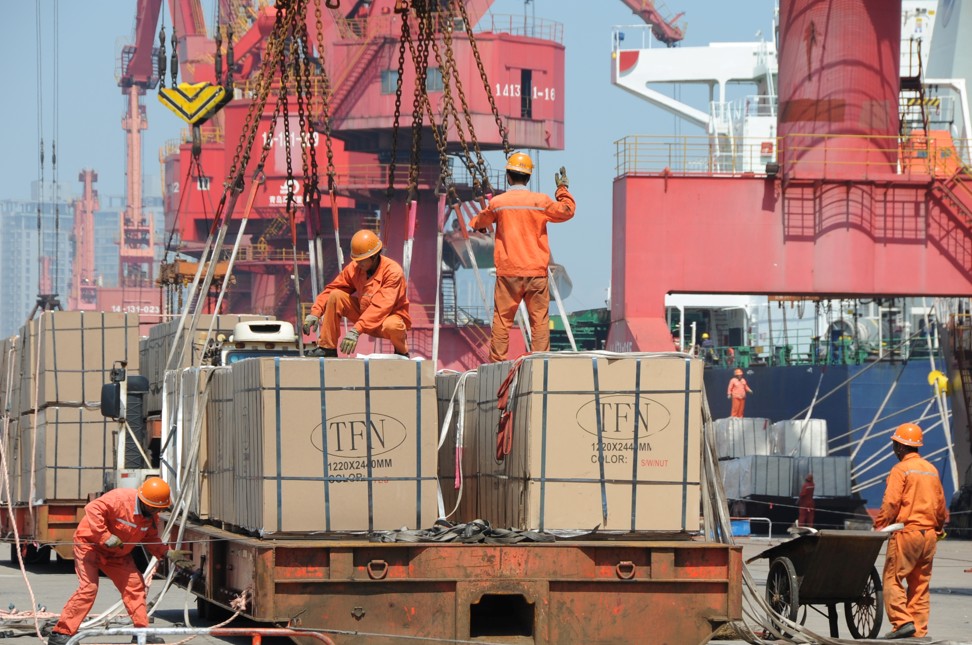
[844,566,883,639]
[766,557,800,635]
[11,544,51,565]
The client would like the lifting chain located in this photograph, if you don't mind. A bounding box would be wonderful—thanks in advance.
[311,0,337,194]
[295,1,320,217]
[456,0,510,158]
[158,26,167,89]
[280,9,297,215]
[170,28,179,85]
[406,0,434,202]
[386,5,411,212]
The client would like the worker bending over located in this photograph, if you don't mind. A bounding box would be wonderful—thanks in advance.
[48,478,190,645]
[304,229,411,357]
[873,423,949,640]
[469,152,575,362]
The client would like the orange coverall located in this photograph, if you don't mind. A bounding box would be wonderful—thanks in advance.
[727,377,752,417]
[53,488,170,636]
[874,452,949,637]
[311,255,411,355]
[469,185,575,362]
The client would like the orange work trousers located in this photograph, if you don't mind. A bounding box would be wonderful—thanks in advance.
[730,397,746,417]
[54,543,149,635]
[883,529,938,637]
[489,275,550,362]
[318,290,409,355]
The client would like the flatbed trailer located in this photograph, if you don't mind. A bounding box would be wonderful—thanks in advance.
[1,501,86,562]
[179,521,743,644]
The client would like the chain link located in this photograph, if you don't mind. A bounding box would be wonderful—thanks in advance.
[386,7,410,210]
[280,10,297,215]
[311,0,337,193]
[456,0,510,157]
[407,0,434,202]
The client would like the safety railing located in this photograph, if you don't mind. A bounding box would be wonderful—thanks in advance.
[67,627,335,645]
[478,14,564,44]
[731,516,773,541]
[615,133,972,180]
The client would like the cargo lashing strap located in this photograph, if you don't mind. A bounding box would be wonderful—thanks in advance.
[371,519,555,544]
[495,357,526,460]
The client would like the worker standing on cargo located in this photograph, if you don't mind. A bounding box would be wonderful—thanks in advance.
[469,152,575,362]
[797,473,815,527]
[726,368,753,417]
[303,229,411,357]
[48,478,191,645]
[874,423,949,640]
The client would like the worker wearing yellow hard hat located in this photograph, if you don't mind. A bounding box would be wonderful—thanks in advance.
[469,151,575,361]
[873,423,949,639]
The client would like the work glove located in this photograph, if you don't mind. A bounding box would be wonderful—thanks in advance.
[476,227,490,235]
[554,166,569,189]
[166,549,194,569]
[104,534,123,549]
[340,329,360,355]
[302,314,319,335]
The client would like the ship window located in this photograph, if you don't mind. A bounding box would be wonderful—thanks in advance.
[381,69,399,95]
[520,69,533,118]
[196,176,211,191]
[426,68,443,93]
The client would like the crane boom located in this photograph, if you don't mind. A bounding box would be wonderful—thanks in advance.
[619,0,685,46]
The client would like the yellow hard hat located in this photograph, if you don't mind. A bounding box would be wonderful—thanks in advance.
[350,229,383,261]
[891,423,923,447]
[506,151,533,175]
[702,333,709,339]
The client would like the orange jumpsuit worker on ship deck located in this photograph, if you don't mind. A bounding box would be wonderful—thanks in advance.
[727,368,753,417]
[797,473,815,527]
[303,229,411,357]
[468,152,575,362]
[48,478,190,645]
[873,423,949,640]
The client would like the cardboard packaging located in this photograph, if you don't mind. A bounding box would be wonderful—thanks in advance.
[713,417,771,459]
[205,368,236,526]
[19,407,114,503]
[477,355,703,533]
[721,455,795,499]
[13,312,140,415]
[435,371,479,524]
[143,314,270,413]
[792,456,852,497]
[0,336,16,416]
[0,415,21,504]
[770,419,829,457]
[230,357,438,534]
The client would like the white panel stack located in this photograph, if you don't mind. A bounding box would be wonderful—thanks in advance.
[477,355,703,533]
[792,456,852,497]
[435,371,479,524]
[721,455,795,499]
[770,419,829,457]
[713,417,771,459]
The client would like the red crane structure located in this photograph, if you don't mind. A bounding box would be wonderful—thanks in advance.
[148,0,565,369]
[67,170,100,311]
[618,0,685,46]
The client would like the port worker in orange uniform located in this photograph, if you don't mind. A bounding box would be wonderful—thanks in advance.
[874,424,949,640]
[303,229,411,357]
[797,473,815,527]
[469,152,575,362]
[726,368,753,417]
[48,478,189,645]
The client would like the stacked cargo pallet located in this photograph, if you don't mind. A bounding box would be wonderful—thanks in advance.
[437,354,704,534]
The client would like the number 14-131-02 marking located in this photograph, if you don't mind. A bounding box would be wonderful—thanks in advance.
[495,84,557,101]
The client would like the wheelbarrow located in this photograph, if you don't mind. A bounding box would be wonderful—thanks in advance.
[748,529,889,639]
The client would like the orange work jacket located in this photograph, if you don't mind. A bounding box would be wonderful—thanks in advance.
[469,185,575,277]
[874,452,949,531]
[74,488,169,559]
[312,255,411,335]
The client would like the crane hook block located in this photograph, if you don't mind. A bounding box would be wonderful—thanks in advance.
[158,82,228,126]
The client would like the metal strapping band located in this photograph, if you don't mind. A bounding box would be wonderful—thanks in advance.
[414,360,422,528]
[319,358,331,532]
[364,359,374,532]
[593,357,608,526]
[52,312,60,402]
[539,359,548,531]
[629,359,642,531]
[274,358,283,531]
[680,358,691,530]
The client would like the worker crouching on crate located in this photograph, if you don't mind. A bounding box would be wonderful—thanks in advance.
[873,423,949,640]
[48,478,191,645]
[303,229,411,358]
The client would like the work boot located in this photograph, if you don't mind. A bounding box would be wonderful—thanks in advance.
[883,622,916,639]
[131,636,165,644]
[47,632,71,645]
[395,351,410,358]
[307,346,338,358]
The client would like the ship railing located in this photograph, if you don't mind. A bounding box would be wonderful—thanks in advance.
[611,25,664,51]
[478,14,564,44]
[615,133,972,179]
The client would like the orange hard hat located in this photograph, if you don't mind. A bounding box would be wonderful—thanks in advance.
[350,229,383,261]
[734,368,743,376]
[891,422,923,447]
[137,477,171,509]
[506,151,534,175]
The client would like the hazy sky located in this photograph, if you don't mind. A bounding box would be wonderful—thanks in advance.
[1,0,776,311]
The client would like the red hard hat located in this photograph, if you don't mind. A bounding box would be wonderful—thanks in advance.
[891,423,923,447]
[138,477,171,509]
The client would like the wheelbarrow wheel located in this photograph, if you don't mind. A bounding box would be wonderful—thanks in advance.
[844,566,883,639]
[766,556,800,632]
